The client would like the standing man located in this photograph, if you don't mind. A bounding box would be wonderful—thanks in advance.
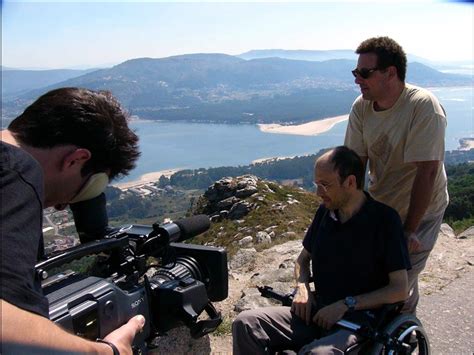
[233,146,410,354]
[1,88,144,354]
[345,36,448,313]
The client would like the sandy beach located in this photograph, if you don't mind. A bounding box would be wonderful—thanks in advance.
[459,137,474,151]
[113,168,181,189]
[258,114,349,136]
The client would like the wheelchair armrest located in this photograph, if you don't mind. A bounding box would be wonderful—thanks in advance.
[336,301,405,334]
[374,301,405,329]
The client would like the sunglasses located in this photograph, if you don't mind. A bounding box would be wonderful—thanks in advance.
[351,67,381,79]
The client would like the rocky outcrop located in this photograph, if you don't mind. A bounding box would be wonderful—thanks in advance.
[458,226,474,239]
[201,175,260,221]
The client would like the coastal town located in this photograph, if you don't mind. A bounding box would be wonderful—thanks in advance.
[42,173,177,254]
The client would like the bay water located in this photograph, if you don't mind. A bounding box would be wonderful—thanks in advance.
[122,86,473,183]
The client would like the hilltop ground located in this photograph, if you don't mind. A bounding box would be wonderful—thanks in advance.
[149,176,473,354]
[205,225,474,355]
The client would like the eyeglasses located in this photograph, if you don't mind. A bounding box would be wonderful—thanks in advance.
[313,181,334,193]
[351,67,380,79]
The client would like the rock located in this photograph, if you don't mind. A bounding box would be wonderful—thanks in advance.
[271,202,287,212]
[279,231,297,239]
[236,175,258,189]
[236,185,258,198]
[149,326,211,353]
[210,214,222,222]
[279,259,295,269]
[204,177,236,203]
[238,236,253,246]
[264,225,278,232]
[228,201,253,220]
[216,196,240,210]
[229,248,257,270]
[251,267,294,283]
[439,223,456,239]
[234,292,274,313]
[234,282,293,313]
[255,231,272,244]
[458,226,474,239]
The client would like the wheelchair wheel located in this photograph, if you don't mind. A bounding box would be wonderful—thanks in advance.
[369,314,430,355]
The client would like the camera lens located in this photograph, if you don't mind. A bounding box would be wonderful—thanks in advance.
[149,256,203,286]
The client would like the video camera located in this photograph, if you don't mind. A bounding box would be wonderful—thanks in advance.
[35,193,228,353]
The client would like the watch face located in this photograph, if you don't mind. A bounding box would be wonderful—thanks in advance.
[345,296,356,307]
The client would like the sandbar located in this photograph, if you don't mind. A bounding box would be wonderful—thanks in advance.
[113,168,181,189]
[258,114,349,136]
[459,137,474,151]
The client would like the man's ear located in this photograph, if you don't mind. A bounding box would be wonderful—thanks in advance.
[346,175,357,189]
[61,148,91,173]
[387,66,398,80]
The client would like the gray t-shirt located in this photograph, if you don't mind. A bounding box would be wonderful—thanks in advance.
[0,141,49,317]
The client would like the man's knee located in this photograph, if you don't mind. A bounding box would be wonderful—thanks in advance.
[232,310,257,338]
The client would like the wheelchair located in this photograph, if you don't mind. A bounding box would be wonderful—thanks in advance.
[258,286,430,354]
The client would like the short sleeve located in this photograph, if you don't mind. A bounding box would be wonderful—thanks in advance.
[404,99,446,163]
[302,206,325,253]
[345,100,368,158]
[0,167,49,317]
[380,206,411,273]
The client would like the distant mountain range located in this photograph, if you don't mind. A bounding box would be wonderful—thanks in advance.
[2,51,472,124]
[1,68,97,99]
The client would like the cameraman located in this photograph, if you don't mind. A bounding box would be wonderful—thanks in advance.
[1,88,143,354]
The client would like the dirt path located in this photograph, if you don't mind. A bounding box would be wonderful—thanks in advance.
[417,269,473,354]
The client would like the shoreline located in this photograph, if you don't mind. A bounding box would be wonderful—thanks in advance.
[113,168,181,189]
[459,137,474,151]
[258,114,349,136]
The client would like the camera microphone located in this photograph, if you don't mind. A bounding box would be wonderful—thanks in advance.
[174,215,211,241]
[154,214,210,243]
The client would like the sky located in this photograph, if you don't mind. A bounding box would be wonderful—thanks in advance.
[2,0,473,69]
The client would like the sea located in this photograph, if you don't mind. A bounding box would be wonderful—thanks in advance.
[121,86,473,183]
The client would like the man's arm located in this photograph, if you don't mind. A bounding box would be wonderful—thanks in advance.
[404,160,440,252]
[313,269,408,330]
[1,299,144,354]
[291,248,314,325]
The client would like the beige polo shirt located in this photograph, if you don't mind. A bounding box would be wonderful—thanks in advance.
[345,84,448,222]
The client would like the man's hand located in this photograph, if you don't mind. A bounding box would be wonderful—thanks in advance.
[103,315,146,355]
[312,300,347,330]
[406,232,422,253]
[291,283,314,325]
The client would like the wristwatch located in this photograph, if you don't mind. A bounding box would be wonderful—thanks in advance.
[344,296,357,312]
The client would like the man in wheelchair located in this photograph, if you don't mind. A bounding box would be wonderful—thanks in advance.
[233,146,413,354]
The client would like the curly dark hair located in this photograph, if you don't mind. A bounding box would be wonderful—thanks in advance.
[9,87,140,180]
[356,36,407,82]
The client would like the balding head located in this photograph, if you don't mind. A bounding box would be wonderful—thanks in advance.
[315,146,364,189]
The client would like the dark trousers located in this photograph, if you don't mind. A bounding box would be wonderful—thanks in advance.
[232,306,360,355]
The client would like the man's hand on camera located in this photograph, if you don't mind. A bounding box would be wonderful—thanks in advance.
[291,283,313,325]
[102,315,146,355]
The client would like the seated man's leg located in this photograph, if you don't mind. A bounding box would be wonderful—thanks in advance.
[233,306,320,355]
[297,328,360,355]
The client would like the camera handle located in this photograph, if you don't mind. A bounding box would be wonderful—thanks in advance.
[35,237,129,280]
[189,302,223,339]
